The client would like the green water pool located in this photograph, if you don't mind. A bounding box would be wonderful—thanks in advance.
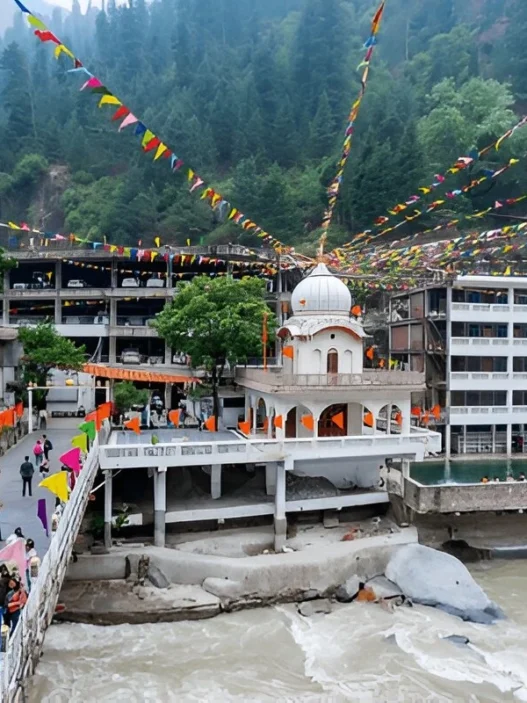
[410,459,527,485]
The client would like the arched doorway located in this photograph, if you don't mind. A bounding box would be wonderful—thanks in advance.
[327,348,339,374]
[318,404,347,437]
[376,404,403,434]
[285,404,315,438]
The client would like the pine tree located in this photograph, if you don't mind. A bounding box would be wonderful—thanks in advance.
[309,92,335,160]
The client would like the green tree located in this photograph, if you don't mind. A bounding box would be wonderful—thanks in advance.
[113,382,149,414]
[18,323,87,408]
[154,276,275,420]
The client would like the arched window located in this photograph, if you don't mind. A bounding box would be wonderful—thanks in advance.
[327,348,339,374]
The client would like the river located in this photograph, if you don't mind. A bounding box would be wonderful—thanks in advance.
[29,561,527,702]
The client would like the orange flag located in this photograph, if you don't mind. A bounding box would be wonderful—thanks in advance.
[411,407,422,418]
[431,404,441,420]
[263,417,269,433]
[366,346,374,361]
[422,412,430,425]
[394,411,402,426]
[301,414,315,432]
[15,402,24,419]
[204,416,217,432]
[97,402,112,421]
[283,346,294,360]
[351,305,361,317]
[364,412,374,427]
[124,417,141,434]
[331,411,345,431]
[274,415,283,429]
[86,410,102,431]
[238,420,251,435]
[169,409,181,426]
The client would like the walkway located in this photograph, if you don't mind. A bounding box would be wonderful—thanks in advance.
[0,430,79,557]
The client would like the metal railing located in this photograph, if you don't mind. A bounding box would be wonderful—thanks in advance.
[236,368,424,388]
[0,427,108,701]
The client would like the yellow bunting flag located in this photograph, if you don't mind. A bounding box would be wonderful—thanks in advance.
[154,236,161,248]
[154,143,168,161]
[39,471,69,503]
[28,15,47,30]
[141,129,154,147]
[71,433,88,453]
[98,95,122,108]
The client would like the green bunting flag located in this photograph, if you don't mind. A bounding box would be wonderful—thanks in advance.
[78,420,96,441]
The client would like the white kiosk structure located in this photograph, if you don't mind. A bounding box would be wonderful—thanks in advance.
[99,264,441,549]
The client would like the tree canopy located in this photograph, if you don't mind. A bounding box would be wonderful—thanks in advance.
[155,275,275,417]
[1,0,526,251]
[18,322,86,381]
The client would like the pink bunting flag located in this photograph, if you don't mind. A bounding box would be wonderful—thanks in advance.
[59,447,82,475]
[119,113,138,132]
[0,540,27,587]
[81,76,103,91]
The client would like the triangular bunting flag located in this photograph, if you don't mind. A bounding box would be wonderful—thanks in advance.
[60,446,82,474]
[301,414,315,432]
[274,415,283,429]
[238,420,251,435]
[79,420,96,441]
[124,417,141,434]
[71,434,88,455]
[168,409,181,426]
[331,412,345,431]
[204,416,217,432]
[39,471,69,503]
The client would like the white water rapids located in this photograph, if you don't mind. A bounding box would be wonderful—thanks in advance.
[29,561,527,702]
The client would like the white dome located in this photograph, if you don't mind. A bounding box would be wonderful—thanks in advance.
[291,263,352,316]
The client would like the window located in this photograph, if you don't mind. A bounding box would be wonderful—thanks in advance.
[223,398,245,408]
[451,356,466,372]
[513,391,527,406]
[452,391,507,406]
[327,349,338,374]
[391,326,409,351]
[514,358,527,373]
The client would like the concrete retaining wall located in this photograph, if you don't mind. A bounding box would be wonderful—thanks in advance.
[66,529,418,599]
[404,478,527,514]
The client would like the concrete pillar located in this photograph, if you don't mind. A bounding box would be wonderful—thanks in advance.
[164,343,171,365]
[109,299,117,326]
[54,297,61,325]
[492,425,496,454]
[445,425,451,459]
[274,459,288,551]
[166,251,173,289]
[104,470,112,549]
[3,270,10,293]
[402,459,410,479]
[463,425,467,455]
[109,336,117,364]
[164,382,171,410]
[386,404,392,435]
[110,259,118,288]
[55,260,62,289]
[267,411,274,439]
[507,424,512,458]
[252,403,258,433]
[28,388,33,434]
[210,464,222,500]
[154,469,167,547]
[265,462,277,496]
[3,298,9,325]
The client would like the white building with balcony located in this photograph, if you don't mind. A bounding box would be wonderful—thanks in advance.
[389,275,527,456]
[99,264,441,549]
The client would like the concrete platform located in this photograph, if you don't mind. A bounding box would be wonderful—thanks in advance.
[56,581,221,625]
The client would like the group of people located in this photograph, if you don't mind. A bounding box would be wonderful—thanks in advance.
[20,435,53,497]
[1,528,40,634]
[481,472,526,483]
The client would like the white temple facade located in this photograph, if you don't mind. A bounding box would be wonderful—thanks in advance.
[99,264,441,549]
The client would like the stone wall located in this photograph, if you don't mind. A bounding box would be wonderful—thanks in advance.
[404,479,527,514]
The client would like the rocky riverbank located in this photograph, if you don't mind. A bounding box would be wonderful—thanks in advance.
[57,524,503,626]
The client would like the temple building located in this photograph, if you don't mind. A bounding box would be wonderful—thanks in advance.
[99,264,441,549]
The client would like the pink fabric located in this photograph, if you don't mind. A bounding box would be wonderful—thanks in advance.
[119,113,138,132]
[0,539,27,586]
[59,447,81,475]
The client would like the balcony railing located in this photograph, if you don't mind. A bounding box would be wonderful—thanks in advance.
[451,302,510,313]
[451,337,510,346]
[450,372,509,381]
[236,367,424,388]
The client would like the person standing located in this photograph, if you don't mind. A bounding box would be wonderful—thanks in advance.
[6,527,24,545]
[4,577,27,633]
[20,456,35,497]
[38,407,47,430]
[33,439,44,469]
[42,434,53,461]
[0,564,10,626]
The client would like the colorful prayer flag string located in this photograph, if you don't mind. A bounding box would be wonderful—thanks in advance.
[318,0,386,257]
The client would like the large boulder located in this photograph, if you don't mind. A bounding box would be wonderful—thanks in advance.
[386,544,504,624]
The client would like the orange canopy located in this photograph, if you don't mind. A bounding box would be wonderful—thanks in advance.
[83,364,198,384]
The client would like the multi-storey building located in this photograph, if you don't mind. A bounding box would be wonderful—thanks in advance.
[0,239,299,410]
[389,275,527,456]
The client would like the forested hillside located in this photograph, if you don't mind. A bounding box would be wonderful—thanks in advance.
[1,0,527,252]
